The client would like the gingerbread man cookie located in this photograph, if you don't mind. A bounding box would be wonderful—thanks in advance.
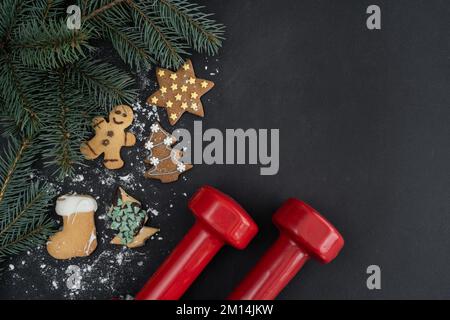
[80,105,136,170]
[147,60,214,125]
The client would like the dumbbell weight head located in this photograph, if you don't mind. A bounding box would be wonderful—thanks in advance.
[273,198,343,263]
[189,185,258,249]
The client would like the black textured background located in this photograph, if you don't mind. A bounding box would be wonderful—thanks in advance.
[1,0,450,299]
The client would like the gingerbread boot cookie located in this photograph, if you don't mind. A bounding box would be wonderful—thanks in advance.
[47,194,98,260]
[80,105,136,170]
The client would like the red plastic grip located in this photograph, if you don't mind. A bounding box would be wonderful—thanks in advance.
[135,222,223,300]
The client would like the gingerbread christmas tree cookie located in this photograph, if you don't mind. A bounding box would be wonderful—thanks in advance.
[147,60,214,125]
[144,122,193,183]
[108,187,159,249]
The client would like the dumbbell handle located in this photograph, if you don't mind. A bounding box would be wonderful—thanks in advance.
[228,234,309,300]
[136,222,223,300]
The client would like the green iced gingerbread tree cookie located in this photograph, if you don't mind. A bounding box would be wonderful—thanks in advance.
[108,199,146,245]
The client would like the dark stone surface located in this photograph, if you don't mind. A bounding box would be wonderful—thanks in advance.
[0,0,449,299]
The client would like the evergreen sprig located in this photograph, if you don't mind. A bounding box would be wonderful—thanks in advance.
[68,59,137,110]
[156,0,225,56]
[38,69,92,178]
[10,19,92,69]
[82,0,224,69]
[0,137,56,267]
[0,53,45,137]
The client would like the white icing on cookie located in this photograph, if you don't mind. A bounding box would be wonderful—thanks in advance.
[84,231,97,255]
[55,194,97,216]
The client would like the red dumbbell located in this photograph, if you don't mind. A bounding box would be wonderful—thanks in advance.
[228,198,344,300]
[135,185,258,300]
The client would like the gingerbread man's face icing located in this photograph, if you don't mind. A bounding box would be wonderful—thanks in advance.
[109,105,134,128]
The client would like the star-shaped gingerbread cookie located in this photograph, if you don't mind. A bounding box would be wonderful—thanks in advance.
[147,60,214,125]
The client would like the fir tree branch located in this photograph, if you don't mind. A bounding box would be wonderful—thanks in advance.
[0,106,23,137]
[38,71,80,178]
[0,221,52,256]
[0,182,45,242]
[96,18,155,70]
[42,0,53,20]
[68,59,137,110]
[82,0,155,70]
[155,0,224,55]
[28,0,67,20]
[84,0,127,21]
[82,0,222,69]
[5,60,36,121]
[38,70,92,178]
[126,0,187,69]
[0,137,55,265]
[82,0,88,16]
[56,71,71,175]
[0,55,40,136]
[10,19,92,69]
[0,137,38,207]
[0,180,55,263]
[0,138,29,205]
[128,1,178,56]
[1,0,24,43]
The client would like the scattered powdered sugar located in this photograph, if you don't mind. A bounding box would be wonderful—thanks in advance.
[52,280,59,289]
[73,174,84,182]
[148,208,159,216]
[119,173,134,183]
[2,242,154,299]
[116,252,124,266]
[130,101,160,142]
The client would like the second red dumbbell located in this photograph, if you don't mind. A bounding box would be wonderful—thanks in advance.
[228,198,344,300]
